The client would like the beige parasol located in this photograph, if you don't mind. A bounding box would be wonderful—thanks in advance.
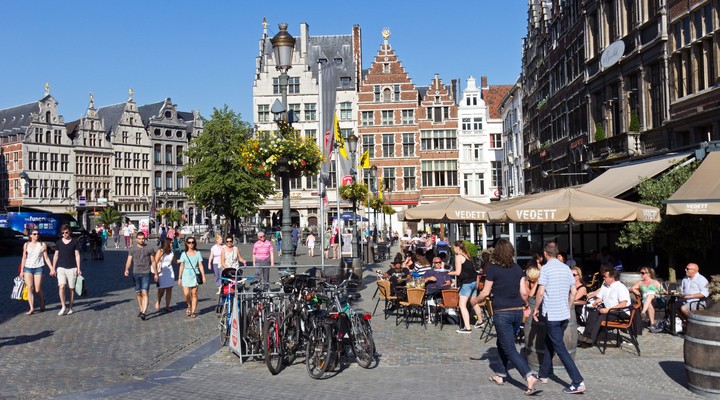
[401,196,493,222]
[665,151,720,215]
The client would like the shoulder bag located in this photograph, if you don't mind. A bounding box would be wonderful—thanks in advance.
[186,254,204,285]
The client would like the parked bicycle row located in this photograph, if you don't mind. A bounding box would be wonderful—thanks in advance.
[216,267,376,379]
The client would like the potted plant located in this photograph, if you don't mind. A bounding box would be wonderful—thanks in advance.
[683,274,720,397]
[629,110,641,132]
[339,183,369,203]
[594,122,605,141]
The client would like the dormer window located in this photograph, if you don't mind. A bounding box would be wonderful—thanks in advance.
[334,57,342,64]
[318,58,327,63]
[164,111,172,119]
[340,76,351,87]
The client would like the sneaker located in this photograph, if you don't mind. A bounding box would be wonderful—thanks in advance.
[456,328,472,334]
[58,308,66,316]
[562,382,586,394]
[66,309,74,315]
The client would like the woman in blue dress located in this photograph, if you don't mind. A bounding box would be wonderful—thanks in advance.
[177,236,205,318]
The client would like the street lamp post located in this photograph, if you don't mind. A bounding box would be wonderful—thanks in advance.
[385,180,392,246]
[346,133,361,261]
[271,23,297,268]
[370,166,378,243]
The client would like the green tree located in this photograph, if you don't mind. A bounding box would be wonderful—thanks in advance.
[157,208,182,226]
[97,207,122,227]
[181,106,274,227]
[617,160,716,276]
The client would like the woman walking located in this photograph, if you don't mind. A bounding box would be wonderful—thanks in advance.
[19,230,52,315]
[220,236,246,271]
[208,234,224,294]
[306,231,316,257]
[177,236,205,318]
[447,241,484,333]
[155,238,175,312]
[472,238,539,396]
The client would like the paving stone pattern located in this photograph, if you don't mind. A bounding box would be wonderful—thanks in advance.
[0,241,705,399]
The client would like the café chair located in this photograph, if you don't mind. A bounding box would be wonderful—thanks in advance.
[478,299,495,343]
[397,287,426,329]
[436,289,461,330]
[599,301,641,356]
[373,280,397,319]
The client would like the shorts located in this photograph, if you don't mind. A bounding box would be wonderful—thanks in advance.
[459,281,478,297]
[133,273,151,292]
[57,267,78,288]
[23,267,43,275]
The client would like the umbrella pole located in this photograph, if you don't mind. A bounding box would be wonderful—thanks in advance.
[481,223,488,250]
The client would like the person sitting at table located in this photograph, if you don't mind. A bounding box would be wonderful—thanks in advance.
[678,263,709,319]
[415,248,431,269]
[478,250,492,274]
[630,266,662,328]
[448,241,484,333]
[383,259,410,295]
[572,266,587,305]
[578,269,630,347]
[424,257,453,296]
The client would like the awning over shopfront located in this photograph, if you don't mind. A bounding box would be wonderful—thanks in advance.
[580,153,691,198]
[666,151,720,215]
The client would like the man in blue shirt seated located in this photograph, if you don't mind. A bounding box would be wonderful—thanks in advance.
[423,257,453,296]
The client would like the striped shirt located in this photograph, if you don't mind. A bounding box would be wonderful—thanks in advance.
[538,258,574,321]
[252,238,273,261]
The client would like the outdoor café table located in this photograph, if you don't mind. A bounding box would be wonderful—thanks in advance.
[661,293,682,336]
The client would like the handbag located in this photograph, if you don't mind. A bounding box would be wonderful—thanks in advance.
[186,255,203,285]
[11,276,25,300]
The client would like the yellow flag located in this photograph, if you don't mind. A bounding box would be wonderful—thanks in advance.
[360,149,370,169]
[334,113,348,159]
[378,176,384,199]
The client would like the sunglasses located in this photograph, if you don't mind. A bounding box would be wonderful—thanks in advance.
[186,241,196,244]
[572,273,578,277]
[226,240,233,243]
[433,261,442,264]
[30,233,38,236]
[640,271,648,275]
[62,231,70,235]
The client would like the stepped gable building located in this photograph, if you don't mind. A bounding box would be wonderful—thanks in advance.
[253,20,362,229]
[0,84,75,213]
[66,94,113,226]
[358,29,460,219]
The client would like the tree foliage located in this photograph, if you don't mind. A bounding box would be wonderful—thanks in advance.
[181,106,274,221]
[97,207,122,227]
[617,160,716,262]
[157,208,182,225]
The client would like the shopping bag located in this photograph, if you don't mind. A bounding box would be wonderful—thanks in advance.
[75,275,87,297]
[11,276,25,300]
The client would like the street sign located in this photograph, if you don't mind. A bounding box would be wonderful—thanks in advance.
[97,197,107,206]
[342,175,353,186]
[78,196,86,207]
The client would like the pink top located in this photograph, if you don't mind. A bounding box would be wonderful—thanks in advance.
[253,239,273,261]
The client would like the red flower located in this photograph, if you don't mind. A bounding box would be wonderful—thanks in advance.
[265,172,271,177]
[301,160,307,166]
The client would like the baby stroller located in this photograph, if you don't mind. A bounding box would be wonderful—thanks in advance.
[216,268,243,313]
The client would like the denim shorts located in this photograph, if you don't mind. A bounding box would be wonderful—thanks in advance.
[23,267,43,275]
[459,280,478,297]
[133,273,151,292]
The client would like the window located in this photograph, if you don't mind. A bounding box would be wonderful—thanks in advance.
[124,177,131,195]
[382,134,394,157]
[301,103,315,121]
[340,76,352,87]
[306,174,317,190]
[54,129,62,144]
[427,107,449,122]
[361,111,374,125]
[489,133,502,149]
[421,160,457,187]
[124,152,131,168]
[28,152,37,170]
[462,118,471,131]
[403,167,416,191]
[165,172,173,190]
[133,177,140,196]
[122,131,128,144]
[327,162,337,189]
[362,135,374,159]
[473,118,483,130]
[154,172,162,189]
[176,174,183,190]
[135,132,142,145]
[383,168,395,192]
[133,153,140,169]
[142,178,149,197]
[61,154,69,172]
[394,85,400,101]
[288,104,301,117]
[50,154,58,171]
[115,152,121,168]
[115,177,122,196]
[176,146,183,165]
[39,153,48,170]
[491,161,503,188]
[289,176,302,190]
[401,110,414,124]
[341,129,353,141]
[383,88,392,102]
[305,129,317,142]
[374,85,381,102]
[165,145,173,165]
[420,130,457,150]
[339,102,352,120]
[462,144,482,162]
[258,104,270,123]
[383,63,390,73]
[381,110,394,125]
[464,173,485,196]
[154,145,161,164]
[142,154,149,169]
[402,133,415,156]
[288,77,300,94]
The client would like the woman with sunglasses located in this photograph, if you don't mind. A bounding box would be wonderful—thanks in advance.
[177,237,205,318]
[630,267,662,328]
[19,230,52,315]
[154,238,175,312]
[220,236,247,271]
[208,234,224,294]
[572,266,587,304]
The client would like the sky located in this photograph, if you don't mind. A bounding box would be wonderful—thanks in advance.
[1,0,528,123]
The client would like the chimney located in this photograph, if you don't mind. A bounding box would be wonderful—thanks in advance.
[353,25,363,91]
[481,76,488,89]
[300,22,309,58]
[451,79,458,104]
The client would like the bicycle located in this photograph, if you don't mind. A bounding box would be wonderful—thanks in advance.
[218,269,254,346]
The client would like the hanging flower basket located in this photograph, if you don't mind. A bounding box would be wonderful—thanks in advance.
[339,183,369,203]
[238,121,323,178]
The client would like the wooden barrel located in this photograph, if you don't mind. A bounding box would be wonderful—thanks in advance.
[620,272,642,289]
[523,305,578,373]
[684,310,720,398]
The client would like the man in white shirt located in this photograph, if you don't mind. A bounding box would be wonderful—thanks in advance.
[579,269,631,346]
[679,263,710,318]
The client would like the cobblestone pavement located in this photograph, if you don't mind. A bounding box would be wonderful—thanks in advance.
[0,241,703,399]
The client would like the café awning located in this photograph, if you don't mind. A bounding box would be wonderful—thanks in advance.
[401,196,492,222]
[580,153,691,198]
[666,151,720,215]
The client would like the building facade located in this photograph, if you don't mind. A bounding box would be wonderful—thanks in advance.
[500,80,525,199]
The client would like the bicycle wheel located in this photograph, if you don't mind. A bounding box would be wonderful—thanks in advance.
[306,321,333,379]
[218,301,229,346]
[281,312,301,366]
[263,316,283,375]
[351,317,376,368]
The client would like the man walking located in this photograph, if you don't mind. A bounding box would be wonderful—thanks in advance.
[123,231,158,320]
[252,231,274,284]
[533,241,586,394]
[50,225,81,316]
[291,224,299,257]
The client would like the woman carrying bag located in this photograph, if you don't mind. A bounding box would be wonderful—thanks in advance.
[177,236,205,319]
[19,230,52,315]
